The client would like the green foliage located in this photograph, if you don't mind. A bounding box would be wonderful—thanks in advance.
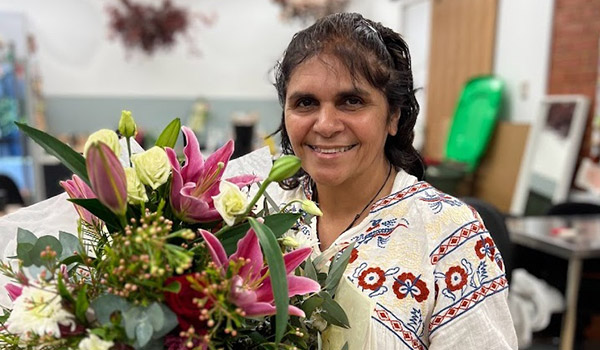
[155,118,181,148]
[249,218,288,344]
[15,121,89,184]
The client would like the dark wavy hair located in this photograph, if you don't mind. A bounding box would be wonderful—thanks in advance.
[273,12,424,188]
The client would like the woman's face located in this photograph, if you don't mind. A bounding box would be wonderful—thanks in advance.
[284,54,399,188]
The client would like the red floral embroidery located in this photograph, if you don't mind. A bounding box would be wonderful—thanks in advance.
[496,258,504,271]
[392,272,429,302]
[358,267,386,291]
[475,237,496,260]
[349,248,359,263]
[445,265,468,291]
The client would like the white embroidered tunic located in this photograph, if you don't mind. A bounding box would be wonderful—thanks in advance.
[277,170,518,350]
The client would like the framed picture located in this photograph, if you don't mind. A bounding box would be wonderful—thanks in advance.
[510,95,590,216]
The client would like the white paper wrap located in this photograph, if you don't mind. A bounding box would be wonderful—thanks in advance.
[0,146,274,308]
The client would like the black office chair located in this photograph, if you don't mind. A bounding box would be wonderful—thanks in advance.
[461,197,513,283]
[0,174,24,206]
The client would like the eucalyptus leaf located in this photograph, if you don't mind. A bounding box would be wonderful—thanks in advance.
[16,122,89,183]
[17,228,37,245]
[123,307,144,340]
[249,218,288,343]
[31,236,63,266]
[135,322,154,348]
[324,243,355,294]
[152,303,178,339]
[155,118,181,148]
[58,231,81,260]
[146,303,164,332]
[16,243,34,266]
[91,294,131,325]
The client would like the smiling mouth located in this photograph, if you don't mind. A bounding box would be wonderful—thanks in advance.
[307,144,357,154]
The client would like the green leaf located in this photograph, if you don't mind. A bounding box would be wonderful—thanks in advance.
[304,257,318,283]
[91,294,131,325]
[57,275,75,304]
[324,243,355,294]
[264,213,301,237]
[30,236,63,266]
[218,222,251,256]
[248,218,288,343]
[155,118,181,148]
[163,281,181,294]
[342,342,349,350]
[301,295,323,318]
[135,321,153,347]
[16,122,88,183]
[75,285,90,323]
[16,243,34,266]
[152,303,178,339]
[61,254,84,266]
[69,198,122,231]
[319,292,350,328]
[59,231,81,260]
[146,303,164,332]
[17,228,37,245]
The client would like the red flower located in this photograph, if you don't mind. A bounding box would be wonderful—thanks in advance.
[445,266,468,291]
[164,275,211,331]
[475,237,496,260]
[349,248,359,264]
[358,267,386,291]
[392,272,429,302]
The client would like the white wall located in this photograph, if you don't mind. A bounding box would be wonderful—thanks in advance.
[0,0,406,99]
[493,0,555,123]
[0,0,304,98]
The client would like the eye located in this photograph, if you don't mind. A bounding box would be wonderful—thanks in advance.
[342,96,364,109]
[295,97,317,109]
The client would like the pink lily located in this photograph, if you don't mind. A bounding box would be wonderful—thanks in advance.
[60,174,100,225]
[200,229,320,317]
[166,127,259,223]
[86,142,128,216]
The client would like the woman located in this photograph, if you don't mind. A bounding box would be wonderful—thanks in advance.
[273,13,517,349]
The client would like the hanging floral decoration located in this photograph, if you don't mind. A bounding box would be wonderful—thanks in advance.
[106,0,214,55]
[272,0,351,21]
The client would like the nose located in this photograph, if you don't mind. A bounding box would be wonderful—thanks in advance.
[312,104,344,138]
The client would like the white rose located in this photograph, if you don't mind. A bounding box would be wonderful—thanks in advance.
[124,167,148,204]
[131,146,171,190]
[212,180,248,226]
[84,129,120,157]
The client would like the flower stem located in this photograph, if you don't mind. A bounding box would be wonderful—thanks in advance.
[242,180,271,217]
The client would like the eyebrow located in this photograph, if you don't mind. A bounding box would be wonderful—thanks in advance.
[286,87,371,102]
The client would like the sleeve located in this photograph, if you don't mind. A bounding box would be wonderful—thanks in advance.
[427,203,518,349]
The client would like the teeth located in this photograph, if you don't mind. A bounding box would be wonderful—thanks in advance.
[311,145,354,154]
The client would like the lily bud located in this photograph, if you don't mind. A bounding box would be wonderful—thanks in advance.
[301,200,323,216]
[118,110,137,138]
[84,129,120,157]
[267,155,301,183]
[86,142,128,216]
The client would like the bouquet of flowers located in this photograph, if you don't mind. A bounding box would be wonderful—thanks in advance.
[0,111,352,350]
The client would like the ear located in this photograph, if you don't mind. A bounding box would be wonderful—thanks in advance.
[387,111,400,136]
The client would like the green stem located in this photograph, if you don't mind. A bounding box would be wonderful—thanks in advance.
[242,180,271,217]
[279,199,303,213]
[126,137,132,167]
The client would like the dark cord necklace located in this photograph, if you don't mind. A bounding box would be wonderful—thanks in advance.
[341,162,393,233]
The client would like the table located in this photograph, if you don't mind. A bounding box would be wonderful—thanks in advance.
[506,215,600,350]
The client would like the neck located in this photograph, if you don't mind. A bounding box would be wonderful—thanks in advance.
[315,160,395,250]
